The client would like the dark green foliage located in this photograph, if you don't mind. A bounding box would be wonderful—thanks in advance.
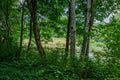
[91,18,120,79]
[100,19,120,58]
[0,39,19,62]
[0,48,120,80]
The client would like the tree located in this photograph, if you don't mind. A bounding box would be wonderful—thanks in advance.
[26,0,33,51]
[31,0,45,57]
[25,0,45,57]
[81,0,96,59]
[0,0,18,44]
[19,1,25,53]
[0,0,11,43]
[64,1,70,65]
[69,0,76,59]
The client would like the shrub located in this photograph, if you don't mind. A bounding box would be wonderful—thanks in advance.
[100,18,120,58]
[0,39,19,62]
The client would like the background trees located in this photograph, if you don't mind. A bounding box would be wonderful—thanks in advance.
[0,0,120,79]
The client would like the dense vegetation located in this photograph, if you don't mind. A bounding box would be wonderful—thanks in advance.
[0,0,120,80]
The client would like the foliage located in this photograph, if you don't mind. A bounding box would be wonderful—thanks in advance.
[99,18,120,58]
[0,48,120,80]
[91,18,120,79]
[0,0,120,80]
[0,39,19,62]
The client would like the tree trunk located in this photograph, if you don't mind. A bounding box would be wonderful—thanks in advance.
[5,0,10,43]
[31,0,45,57]
[69,0,76,59]
[26,0,33,51]
[65,1,70,57]
[5,15,9,43]
[19,3,25,53]
[0,35,1,43]
[81,0,96,59]
[86,0,96,54]
[27,10,33,51]
[65,12,70,53]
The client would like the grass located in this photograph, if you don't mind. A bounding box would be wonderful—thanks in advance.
[23,38,105,53]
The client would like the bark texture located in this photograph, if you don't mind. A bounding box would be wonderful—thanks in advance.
[81,0,96,59]
[27,16,33,51]
[20,2,25,53]
[65,2,70,55]
[69,0,76,59]
[5,0,10,43]
[31,0,45,57]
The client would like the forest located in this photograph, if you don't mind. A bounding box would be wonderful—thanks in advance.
[0,0,120,80]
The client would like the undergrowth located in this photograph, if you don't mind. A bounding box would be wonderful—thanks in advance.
[0,48,120,80]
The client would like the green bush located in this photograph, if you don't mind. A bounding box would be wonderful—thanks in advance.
[0,39,19,62]
[96,18,120,78]
[1,47,120,80]
[100,18,120,58]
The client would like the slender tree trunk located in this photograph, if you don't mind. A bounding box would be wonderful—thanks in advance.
[27,11,33,51]
[26,0,33,51]
[65,12,70,53]
[19,3,24,53]
[5,15,9,43]
[69,0,76,59]
[81,0,91,58]
[0,26,2,43]
[0,35,1,43]
[86,0,96,54]
[5,0,9,43]
[31,0,45,57]
[81,0,95,60]
[65,1,70,58]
